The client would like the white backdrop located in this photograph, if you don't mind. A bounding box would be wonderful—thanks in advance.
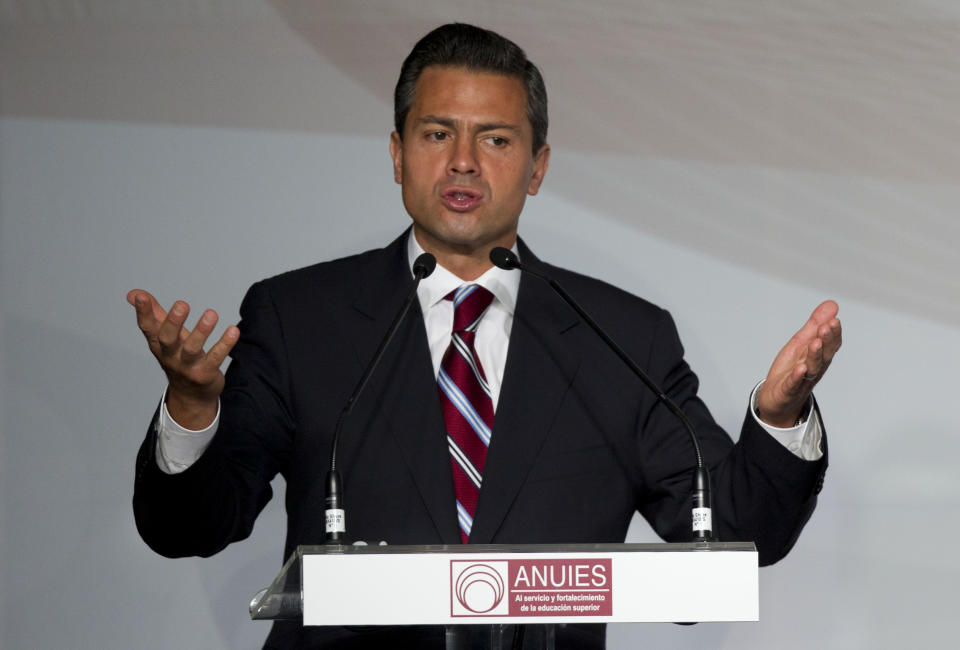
[2,2,959,648]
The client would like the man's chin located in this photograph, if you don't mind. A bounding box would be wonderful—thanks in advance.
[423,233,516,259]
[413,221,515,255]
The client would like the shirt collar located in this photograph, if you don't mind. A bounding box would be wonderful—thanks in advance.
[407,230,520,315]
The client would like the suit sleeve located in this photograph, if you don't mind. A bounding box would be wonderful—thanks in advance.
[133,281,295,558]
[635,309,827,566]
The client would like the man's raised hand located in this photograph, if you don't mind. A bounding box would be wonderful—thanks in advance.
[755,300,842,428]
[127,289,239,430]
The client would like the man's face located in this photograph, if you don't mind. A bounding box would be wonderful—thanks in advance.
[390,66,549,262]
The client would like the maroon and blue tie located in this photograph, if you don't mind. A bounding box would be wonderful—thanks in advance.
[437,284,495,543]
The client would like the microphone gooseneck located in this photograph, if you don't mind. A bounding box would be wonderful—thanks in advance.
[489,247,713,542]
[323,252,437,543]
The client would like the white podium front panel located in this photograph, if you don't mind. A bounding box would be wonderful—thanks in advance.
[300,543,758,626]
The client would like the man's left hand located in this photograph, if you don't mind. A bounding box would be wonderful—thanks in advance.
[756,300,842,428]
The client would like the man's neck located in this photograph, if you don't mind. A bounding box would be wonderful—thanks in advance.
[435,256,492,282]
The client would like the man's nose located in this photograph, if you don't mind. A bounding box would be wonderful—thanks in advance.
[448,138,478,175]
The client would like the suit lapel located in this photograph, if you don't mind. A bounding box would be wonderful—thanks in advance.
[469,242,582,544]
[344,233,460,544]
[340,235,583,545]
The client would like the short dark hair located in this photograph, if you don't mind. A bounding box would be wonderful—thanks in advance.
[394,23,548,155]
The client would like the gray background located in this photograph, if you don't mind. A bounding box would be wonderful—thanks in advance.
[2,1,958,648]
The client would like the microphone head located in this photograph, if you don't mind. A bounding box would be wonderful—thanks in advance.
[412,253,437,278]
[489,247,520,270]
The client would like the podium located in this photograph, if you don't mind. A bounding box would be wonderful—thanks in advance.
[250,541,757,647]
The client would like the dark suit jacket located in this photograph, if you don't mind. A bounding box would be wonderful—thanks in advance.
[134,233,827,648]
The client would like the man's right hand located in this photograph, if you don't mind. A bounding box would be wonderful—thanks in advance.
[127,289,239,430]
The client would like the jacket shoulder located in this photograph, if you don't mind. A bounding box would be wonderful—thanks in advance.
[539,260,668,324]
[249,240,402,304]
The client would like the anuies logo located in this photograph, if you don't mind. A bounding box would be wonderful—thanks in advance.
[451,561,509,616]
[450,558,613,618]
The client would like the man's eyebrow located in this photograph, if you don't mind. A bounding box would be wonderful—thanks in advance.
[417,115,456,129]
[416,115,522,133]
[475,122,521,134]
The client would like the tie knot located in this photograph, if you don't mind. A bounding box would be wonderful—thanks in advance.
[447,285,494,333]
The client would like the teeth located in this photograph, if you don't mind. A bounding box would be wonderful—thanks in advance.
[446,191,476,203]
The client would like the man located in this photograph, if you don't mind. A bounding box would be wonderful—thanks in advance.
[129,24,840,649]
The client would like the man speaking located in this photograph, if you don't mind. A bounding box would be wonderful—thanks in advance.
[129,23,841,649]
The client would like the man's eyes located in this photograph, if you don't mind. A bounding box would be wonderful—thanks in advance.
[423,132,509,146]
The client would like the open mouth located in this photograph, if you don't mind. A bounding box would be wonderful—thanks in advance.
[441,188,482,212]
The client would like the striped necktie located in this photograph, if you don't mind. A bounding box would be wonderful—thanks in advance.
[437,284,495,543]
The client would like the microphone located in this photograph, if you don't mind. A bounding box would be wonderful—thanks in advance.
[413,252,437,278]
[489,247,713,542]
[489,246,519,270]
[324,252,437,543]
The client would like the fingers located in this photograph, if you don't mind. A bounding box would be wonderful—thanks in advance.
[127,289,238,368]
[206,325,240,367]
[819,317,842,362]
[158,303,236,369]
[795,299,837,341]
[157,301,190,353]
[804,312,842,377]
[128,289,167,338]
[804,336,824,374]
[127,288,154,308]
[178,311,240,366]
[792,301,842,363]
[181,309,218,361]
[807,300,839,328]
[788,312,840,391]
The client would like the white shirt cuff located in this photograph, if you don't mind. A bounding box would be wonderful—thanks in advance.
[155,388,220,474]
[749,381,823,461]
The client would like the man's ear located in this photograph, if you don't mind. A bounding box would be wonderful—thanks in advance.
[389,131,404,185]
[527,144,551,195]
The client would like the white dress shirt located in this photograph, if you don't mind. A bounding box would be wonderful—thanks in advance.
[155,233,822,473]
